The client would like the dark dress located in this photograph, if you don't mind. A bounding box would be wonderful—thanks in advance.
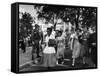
[79,32,89,57]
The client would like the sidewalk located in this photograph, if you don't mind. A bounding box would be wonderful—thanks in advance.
[19,46,72,70]
[19,47,95,72]
[19,47,33,68]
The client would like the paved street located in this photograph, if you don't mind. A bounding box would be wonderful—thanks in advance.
[19,58,94,72]
[19,47,95,72]
[19,47,32,66]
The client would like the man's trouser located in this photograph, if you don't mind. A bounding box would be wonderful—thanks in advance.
[91,46,97,66]
[32,41,40,60]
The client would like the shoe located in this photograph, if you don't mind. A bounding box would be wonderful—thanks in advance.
[56,61,58,64]
[72,64,74,66]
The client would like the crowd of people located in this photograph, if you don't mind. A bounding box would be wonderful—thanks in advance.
[19,24,97,68]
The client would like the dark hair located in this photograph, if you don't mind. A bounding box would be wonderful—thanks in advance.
[47,28,52,32]
[35,24,39,27]
[75,28,82,32]
[58,30,62,35]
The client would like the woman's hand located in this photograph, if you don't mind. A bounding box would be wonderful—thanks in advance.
[32,41,34,45]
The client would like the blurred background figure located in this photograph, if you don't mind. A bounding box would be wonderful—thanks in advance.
[19,37,26,53]
[88,26,97,67]
[31,24,43,64]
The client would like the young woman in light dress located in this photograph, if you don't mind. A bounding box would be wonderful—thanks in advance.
[56,31,65,64]
[70,31,81,66]
[42,28,56,67]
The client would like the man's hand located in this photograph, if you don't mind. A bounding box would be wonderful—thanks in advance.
[92,43,96,46]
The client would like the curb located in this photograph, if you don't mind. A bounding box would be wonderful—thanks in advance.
[19,61,33,70]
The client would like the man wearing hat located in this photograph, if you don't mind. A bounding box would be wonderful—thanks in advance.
[31,24,43,63]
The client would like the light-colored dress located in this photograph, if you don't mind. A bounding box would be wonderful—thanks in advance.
[43,31,56,67]
[56,35,65,58]
[71,33,81,59]
[43,32,56,54]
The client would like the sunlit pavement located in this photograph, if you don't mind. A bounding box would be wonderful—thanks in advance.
[19,47,32,66]
[19,58,95,72]
[19,47,95,72]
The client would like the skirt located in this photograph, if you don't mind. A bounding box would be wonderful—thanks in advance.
[57,47,65,58]
[43,53,56,67]
[80,40,89,57]
[72,40,81,59]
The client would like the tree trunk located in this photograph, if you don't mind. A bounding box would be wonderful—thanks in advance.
[75,9,80,30]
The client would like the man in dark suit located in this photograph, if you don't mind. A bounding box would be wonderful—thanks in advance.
[19,38,26,53]
[88,32,97,67]
[31,24,43,61]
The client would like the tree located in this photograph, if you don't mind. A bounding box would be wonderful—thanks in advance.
[19,12,33,39]
[81,8,96,28]
[34,5,97,30]
[34,5,66,30]
[62,7,96,29]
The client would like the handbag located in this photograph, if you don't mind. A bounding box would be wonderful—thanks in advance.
[48,39,56,47]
